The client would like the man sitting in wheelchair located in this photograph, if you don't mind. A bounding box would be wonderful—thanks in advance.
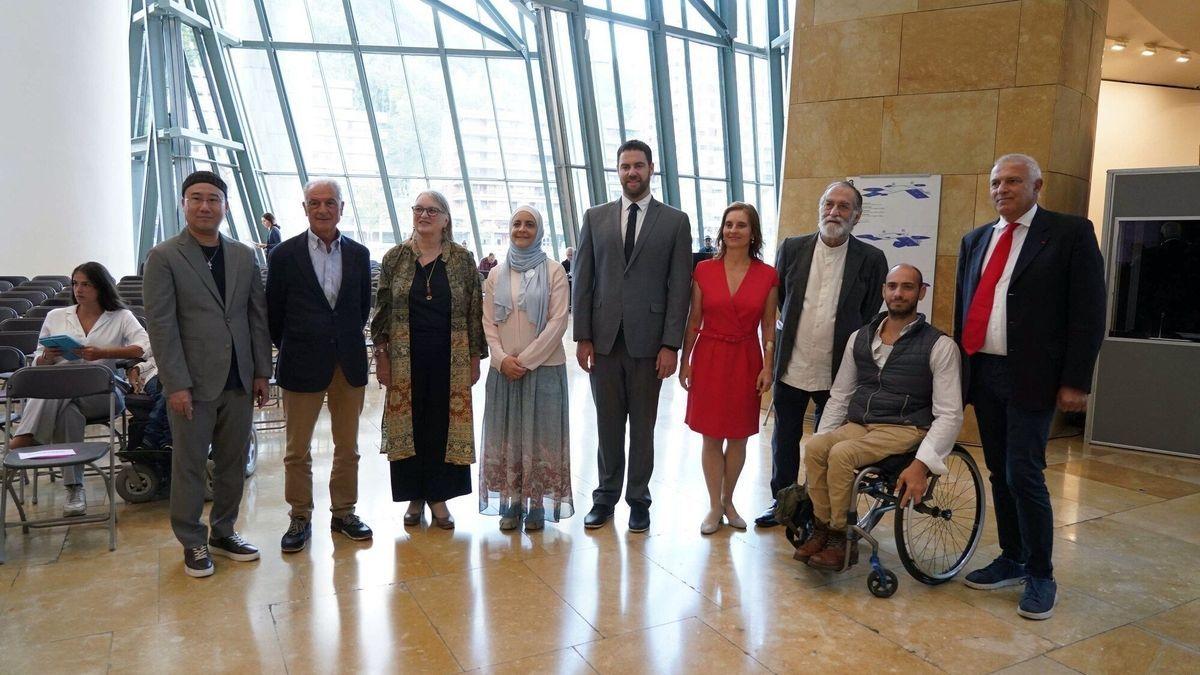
[796,264,963,571]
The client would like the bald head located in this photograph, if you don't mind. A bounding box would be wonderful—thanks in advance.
[882,263,926,319]
[887,263,924,287]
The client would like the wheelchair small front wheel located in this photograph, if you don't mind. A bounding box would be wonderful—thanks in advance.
[867,569,898,598]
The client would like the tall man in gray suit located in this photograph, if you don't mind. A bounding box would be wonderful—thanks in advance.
[573,139,692,533]
[756,181,888,527]
[144,171,272,578]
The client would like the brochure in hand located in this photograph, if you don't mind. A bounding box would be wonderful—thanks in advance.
[39,334,85,360]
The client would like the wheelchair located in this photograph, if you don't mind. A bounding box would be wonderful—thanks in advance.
[786,444,986,598]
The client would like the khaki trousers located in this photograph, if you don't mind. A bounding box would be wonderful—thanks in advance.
[803,423,927,529]
[282,365,366,521]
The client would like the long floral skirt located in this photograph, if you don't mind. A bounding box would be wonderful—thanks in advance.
[478,364,573,521]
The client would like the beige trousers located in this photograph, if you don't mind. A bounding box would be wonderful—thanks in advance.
[803,422,927,529]
[282,366,366,520]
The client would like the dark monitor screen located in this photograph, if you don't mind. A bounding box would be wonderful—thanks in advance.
[1109,218,1200,342]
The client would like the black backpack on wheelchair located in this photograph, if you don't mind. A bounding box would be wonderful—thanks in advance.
[773,482,815,549]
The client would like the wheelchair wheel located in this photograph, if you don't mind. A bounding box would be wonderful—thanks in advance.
[894,447,985,585]
[867,569,899,598]
[116,464,159,504]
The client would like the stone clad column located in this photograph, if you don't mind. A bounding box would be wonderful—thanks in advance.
[778,0,1108,333]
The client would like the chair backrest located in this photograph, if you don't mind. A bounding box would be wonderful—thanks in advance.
[41,298,72,307]
[0,317,44,333]
[119,275,142,284]
[20,280,62,293]
[5,363,114,400]
[0,345,24,373]
[0,298,33,315]
[1,290,48,305]
[0,307,15,322]
[0,276,28,286]
[32,275,71,285]
[24,306,55,318]
[0,332,39,355]
[0,281,11,293]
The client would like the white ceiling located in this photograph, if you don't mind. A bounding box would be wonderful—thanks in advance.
[1102,0,1200,88]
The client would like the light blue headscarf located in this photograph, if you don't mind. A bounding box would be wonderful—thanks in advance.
[493,205,550,334]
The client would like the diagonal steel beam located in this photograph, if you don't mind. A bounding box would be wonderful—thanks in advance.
[478,0,527,56]
[417,0,520,53]
[686,0,731,41]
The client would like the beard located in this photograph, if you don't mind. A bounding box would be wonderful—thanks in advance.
[819,217,853,241]
[623,176,648,199]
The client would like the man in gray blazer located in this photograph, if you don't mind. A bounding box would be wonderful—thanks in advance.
[755,181,888,527]
[573,139,692,533]
[144,171,272,578]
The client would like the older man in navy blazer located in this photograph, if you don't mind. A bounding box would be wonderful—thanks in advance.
[267,179,374,552]
[955,154,1105,620]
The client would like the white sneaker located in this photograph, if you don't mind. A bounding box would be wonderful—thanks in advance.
[64,485,86,517]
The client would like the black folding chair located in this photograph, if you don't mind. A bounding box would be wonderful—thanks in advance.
[1,364,119,563]
[0,281,11,293]
[0,332,39,357]
[0,276,27,287]
[0,298,33,316]
[19,281,62,294]
[24,306,55,319]
[0,308,16,322]
[118,276,142,284]
[32,275,70,286]
[42,298,71,307]
[0,318,44,333]
[1,290,48,306]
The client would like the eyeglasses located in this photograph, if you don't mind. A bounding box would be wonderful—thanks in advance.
[185,196,225,208]
[411,206,444,217]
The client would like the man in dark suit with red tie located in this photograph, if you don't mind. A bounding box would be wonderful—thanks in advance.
[954,154,1105,621]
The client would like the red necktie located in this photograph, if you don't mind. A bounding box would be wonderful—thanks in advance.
[962,222,1019,355]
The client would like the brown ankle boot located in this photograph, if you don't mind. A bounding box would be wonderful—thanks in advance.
[807,529,858,571]
[792,520,830,562]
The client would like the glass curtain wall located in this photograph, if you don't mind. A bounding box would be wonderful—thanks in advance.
[204,0,791,262]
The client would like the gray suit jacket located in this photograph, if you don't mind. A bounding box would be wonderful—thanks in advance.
[143,230,273,402]
[572,197,693,358]
[773,233,888,384]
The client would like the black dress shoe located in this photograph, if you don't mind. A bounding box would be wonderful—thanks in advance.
[628,504,650,533]
[183,545,214,578]
[332,514,373,541]
[584,504,614,529]
[209,532,260,562]
[754,502,779,527]
[281,518,312,553]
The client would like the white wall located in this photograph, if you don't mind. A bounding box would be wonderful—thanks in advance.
[1089,80,1200,224]
[0,2,133,278]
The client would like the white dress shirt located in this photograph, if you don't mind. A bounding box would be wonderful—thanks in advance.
[817,317,963,475]
[32,306,155,380]
[977,204,1036,355]
[620,192,653,244]
[781,235,849,391]
[307,229,343,308]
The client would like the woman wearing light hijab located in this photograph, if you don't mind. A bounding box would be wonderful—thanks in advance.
[480,205,573,531]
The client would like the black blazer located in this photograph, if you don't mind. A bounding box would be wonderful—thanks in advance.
[773,233,889,384]
[266,232,372,392]
[954,206,1106,410]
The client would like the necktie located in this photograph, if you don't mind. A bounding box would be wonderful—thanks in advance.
[624,202,639,263]
[961,221,1019,355]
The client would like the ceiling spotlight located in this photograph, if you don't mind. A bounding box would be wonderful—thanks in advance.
[1110,40,1127,51]
[1141,44,1157,56]
[1177,51,1191,63]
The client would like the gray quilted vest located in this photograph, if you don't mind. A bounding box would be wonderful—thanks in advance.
[846,312,942,429]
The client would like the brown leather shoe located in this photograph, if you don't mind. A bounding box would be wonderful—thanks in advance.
[792,520,830,562]
[807,530,858,571]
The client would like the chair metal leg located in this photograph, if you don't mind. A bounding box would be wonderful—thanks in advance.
[31,467,38,504]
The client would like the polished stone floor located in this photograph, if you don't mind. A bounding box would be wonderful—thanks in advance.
[3,358,1199,674]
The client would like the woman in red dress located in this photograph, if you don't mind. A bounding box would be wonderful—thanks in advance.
[680,202,778,535]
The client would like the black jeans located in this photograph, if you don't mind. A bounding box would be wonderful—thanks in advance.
[970,354,1056,578]
[769,381,830,497]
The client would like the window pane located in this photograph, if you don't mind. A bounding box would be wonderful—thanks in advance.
[678,177,700,239]
[230,49,297,173]
[759,183,778,261]
[662,0,684,27]
[754,57,775,184]
[470,180,510,257]
[614,26,657,152]
[350,0,398,46]
[436,3,511,51]
[587,19,621,163]
[390,176,430,245]
[551,12,584,166]
[320,53,377,174]
[394,1,437,48]
[348,177,390,254]
[404,56,461,179]
[263,0,312,42]
[689,44,725,179]
[427,179,473,251]
[699,179,728,239]
[213,0,262,40]
[488,60,542,181]
[684,1,717,36]
[666,38,694,176]
[609,0,646,19]
[362,55,423,177]
[277,51,342,173]
[737,54,757,181]
[448,58,505,180]
[262,174,306,237]
[306,0,350,43]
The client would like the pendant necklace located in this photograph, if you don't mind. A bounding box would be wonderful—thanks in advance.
[424,257,440,300]
[203,247,219,270]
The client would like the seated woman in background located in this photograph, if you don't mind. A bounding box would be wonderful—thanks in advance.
[8,262,153,517]
[479,205,572,531]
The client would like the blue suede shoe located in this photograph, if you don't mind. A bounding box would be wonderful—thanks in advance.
[1018,576,1057,620]
[963,556,1027,589]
